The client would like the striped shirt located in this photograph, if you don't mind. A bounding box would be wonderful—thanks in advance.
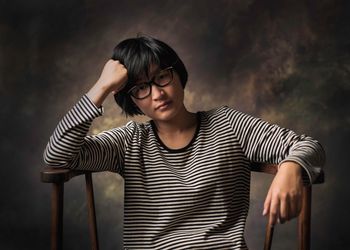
[44,95,325,249]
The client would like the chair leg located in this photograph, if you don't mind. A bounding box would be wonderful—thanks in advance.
[264,217,274,250]
[51,182,64,250]
[85,173,99,250]
[298,185,312,250]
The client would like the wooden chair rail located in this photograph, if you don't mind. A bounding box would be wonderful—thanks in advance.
[41,163,324,250]
[41,168,101,250]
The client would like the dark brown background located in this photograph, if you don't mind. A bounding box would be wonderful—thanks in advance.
[1,0,349,249]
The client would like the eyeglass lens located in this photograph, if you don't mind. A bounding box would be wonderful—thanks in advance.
[130,68,173,99]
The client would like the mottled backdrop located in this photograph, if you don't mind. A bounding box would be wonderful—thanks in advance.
[1,0,349,249]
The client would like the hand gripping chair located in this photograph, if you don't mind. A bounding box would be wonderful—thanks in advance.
[40,163,324,250]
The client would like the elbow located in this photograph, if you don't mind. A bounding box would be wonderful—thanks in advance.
[43,144,71,168]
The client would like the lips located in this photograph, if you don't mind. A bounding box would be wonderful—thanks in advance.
[155,101,172,110]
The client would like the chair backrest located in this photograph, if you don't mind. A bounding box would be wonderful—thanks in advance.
[41,168,99,250]
[41,163,324,250]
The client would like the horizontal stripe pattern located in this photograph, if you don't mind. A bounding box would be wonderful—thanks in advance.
[43,95,325,249]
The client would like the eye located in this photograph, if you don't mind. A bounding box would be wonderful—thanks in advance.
[138,83,149,91]
[155,70,172,84]
[158,71,170,79]
[131,83,149,95]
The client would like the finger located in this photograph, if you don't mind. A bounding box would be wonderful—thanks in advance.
[288,200,295,221]
[292,194,302,219]
[289,194,299,220]
[279,194,289,223]
[263,188,272,216]
[269,194,280,226]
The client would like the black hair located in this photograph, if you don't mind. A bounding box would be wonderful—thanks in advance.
[112,36,188,116]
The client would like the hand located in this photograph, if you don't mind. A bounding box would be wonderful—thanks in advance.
[95,59,128,94]
[263,161,303,225]
[87,60,128,107]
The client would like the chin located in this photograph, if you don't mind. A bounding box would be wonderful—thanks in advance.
[154,108,179,122]
[153,112,175,122]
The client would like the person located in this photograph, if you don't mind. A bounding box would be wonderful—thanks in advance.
[43,36,325,249]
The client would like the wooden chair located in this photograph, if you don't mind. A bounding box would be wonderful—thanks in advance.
[40,163,324,250]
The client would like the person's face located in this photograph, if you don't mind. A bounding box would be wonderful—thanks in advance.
[131,64,185,122]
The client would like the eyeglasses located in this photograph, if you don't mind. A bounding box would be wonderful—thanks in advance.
[128,67,174,99]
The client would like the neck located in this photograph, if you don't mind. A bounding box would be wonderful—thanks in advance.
[153,107,197,135]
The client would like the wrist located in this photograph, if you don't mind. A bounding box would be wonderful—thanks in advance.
[86,82,111,107]
[278,161,302,175]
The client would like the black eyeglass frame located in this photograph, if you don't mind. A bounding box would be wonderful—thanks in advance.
[127,66,174,100]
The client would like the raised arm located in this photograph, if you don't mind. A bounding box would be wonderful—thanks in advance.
[86,59,128,107]
[43,60,129,173]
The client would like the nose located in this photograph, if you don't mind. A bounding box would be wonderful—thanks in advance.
[151,84,165,100]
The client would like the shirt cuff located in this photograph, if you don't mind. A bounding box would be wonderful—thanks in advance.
[79,94,104,118]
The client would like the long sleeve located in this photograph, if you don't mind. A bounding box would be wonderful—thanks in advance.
[224,107,325,184]
[43,95,130,174]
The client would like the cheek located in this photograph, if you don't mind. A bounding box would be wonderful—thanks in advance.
[132,98,151,114]
[173,81,185,100]
[173,75,185,95]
